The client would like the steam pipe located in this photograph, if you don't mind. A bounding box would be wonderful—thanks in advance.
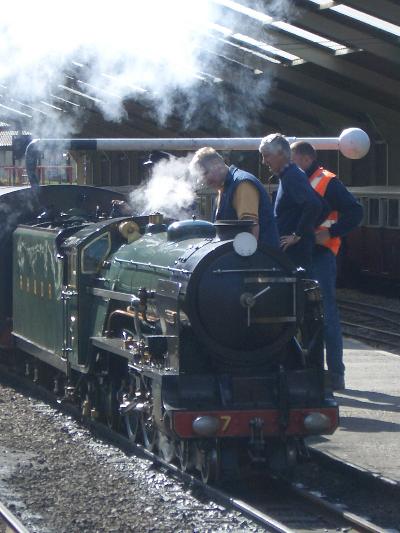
[25,128,370,187]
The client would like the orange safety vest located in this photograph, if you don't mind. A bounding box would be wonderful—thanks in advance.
[309,167,341,256]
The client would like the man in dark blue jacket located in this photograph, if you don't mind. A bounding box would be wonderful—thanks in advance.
[259,133,323,274]
[189,147,279,248]
[291,141,363,391]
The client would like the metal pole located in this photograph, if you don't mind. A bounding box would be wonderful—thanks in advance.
[25,128,370,187]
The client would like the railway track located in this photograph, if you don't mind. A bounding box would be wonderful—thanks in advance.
[100,429,389,533]
[0,501,30,533]
[0,362,392,533]
[338,298,400,351]
[64,407,390,532]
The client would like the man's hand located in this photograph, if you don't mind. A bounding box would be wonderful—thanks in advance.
[280,234,301,251]
[315,228,330,245]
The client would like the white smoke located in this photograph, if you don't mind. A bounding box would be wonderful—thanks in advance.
[129,155,198,219]
[0,0,216,134]
[0,0,296,137]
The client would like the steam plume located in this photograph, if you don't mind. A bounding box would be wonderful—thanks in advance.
[129,155,198,219]
[0,0,296,136]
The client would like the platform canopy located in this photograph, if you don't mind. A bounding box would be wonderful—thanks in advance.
[0,0,399,141]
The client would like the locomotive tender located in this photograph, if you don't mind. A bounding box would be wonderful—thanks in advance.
[0,131,369,482]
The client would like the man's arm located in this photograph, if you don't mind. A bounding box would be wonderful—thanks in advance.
[284,173,322,236]
[323,179,363,237]
[232,181,260,240]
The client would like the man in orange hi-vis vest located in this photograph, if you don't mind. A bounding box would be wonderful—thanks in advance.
[291,141,363,392]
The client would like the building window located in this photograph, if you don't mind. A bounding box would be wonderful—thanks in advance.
[368,198,380,226]
[387,199,399,228]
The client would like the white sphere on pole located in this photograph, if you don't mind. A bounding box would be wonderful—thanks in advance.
[339,128,370,159]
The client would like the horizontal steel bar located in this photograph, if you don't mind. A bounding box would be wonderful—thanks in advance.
[91,287,140,303]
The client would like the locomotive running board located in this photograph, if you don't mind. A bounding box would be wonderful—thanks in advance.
[91,287,140,304]
[91,336,178,376]
[13,333,67,373]
[91,336,135,360]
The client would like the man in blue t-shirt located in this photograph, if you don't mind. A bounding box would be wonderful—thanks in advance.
[259,133,324,274]
[189,147,279,248]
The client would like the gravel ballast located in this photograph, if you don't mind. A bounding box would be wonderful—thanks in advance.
[0,381,265,533]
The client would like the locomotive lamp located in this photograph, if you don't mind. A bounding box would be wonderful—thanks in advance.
[232,231,258,256]
[192,416,221,437]
[303,412,331,434]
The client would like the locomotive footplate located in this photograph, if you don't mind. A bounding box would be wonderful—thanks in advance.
[91,336,177,374]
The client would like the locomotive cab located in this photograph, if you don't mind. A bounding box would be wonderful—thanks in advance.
[60,218,137,369]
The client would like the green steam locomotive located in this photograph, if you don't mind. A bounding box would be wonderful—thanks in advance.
[0,182,338,483]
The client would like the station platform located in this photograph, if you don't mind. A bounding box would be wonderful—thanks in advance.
[309,338,400,485]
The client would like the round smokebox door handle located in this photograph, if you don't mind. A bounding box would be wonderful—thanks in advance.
[233,232,257,256]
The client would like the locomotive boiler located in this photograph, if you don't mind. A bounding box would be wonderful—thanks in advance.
[1,130,370,482]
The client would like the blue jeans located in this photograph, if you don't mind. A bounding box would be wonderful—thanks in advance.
[311,247,344,376]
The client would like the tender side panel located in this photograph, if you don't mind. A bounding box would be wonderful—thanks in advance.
[13,226,64,355]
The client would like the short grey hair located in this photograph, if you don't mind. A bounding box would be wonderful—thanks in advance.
[188,147,225,176]
[259,133,291,158]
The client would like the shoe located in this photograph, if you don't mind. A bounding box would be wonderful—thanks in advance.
[331,373,345,391]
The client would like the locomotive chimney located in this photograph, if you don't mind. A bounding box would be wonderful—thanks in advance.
[148,212,164,225]
[214,220,256,240]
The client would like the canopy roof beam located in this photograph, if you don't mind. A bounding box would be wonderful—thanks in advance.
[291,5,400,65]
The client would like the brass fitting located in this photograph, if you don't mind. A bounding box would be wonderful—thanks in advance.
[119,221,141,243]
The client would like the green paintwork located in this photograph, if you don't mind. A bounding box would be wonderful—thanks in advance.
[62,220,124,369]
[107,232,205,293]
[13,226,64,354]
[12,220,212,369]
[90,231,209,346]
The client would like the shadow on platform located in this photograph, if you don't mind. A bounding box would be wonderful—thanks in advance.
[338,415,400,432]
[336,389,400,413]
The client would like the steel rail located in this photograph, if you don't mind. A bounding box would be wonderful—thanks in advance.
[0,500,31,533]
[0,360,393,533]
[149,458,296,533]
[338,299,400,327]
[0,362,294,533]
[140,444,392,533]
[341,321,400,351]
[289,482,388,533]
[94,425,388,533]
[338,298,400,350]
[337,298,400,314]
[341,320,400,339]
